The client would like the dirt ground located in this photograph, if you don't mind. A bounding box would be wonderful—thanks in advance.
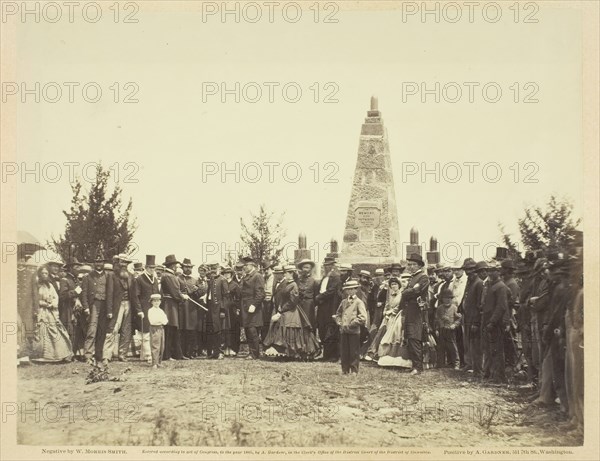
[16,356,583,447]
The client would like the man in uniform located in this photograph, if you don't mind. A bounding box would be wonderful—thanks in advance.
[296,259,318,328]
[401,254,430,375]
[59,259,83,348]
[179,258,200,359]
[261,262,275,343]
[239,256,265,360]
[205,261,227,359]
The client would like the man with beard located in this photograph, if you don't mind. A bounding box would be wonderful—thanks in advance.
[205,261,227,359]
[133,262,144,278]
[315,257,342,362]
[179,258,200,359]
[81,254,109,365]
[222,267,241,356]
[132,255,160,363]
[161,254,189,361]
[400,254,430,375]
[450,261,469,367]
[296,259,318,328]
[239,256,265,360]
[234,262,245,284]
[481,261,510,383]
[104,254,140,363]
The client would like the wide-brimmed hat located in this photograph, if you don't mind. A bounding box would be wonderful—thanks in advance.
[163,254,180,267]
[501,259,516,271]
[390,262,404,271]
[182,258,194,267]
[461,258,477,270]
[296,258,315,269]
[475,261,489,272]
[116,253,133,264]
[273,265,283,274]
[342,279,360,290]
[407,253,425,267]
[283,264,296,272]
[145,255,156,267]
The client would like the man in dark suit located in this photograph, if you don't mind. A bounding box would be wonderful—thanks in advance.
[161,254,190,360]
[401,253,430,375]
[205,262,228,359]
[240,256,265,359]
[315,257,342,361]
[132,255,160,362]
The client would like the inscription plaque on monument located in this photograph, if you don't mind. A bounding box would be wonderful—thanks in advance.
[355,201,381,228]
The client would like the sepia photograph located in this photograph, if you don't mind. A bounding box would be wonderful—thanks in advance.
[1,1,598,460]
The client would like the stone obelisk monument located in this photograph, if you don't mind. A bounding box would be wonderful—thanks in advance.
[339,97,401,270]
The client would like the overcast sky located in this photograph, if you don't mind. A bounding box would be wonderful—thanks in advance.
[13,3,583,265]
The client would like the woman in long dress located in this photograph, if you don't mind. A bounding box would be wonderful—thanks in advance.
[365,276,403,361]
[378,273,413,368]
[263,265,320,359]
[30,266,73,363]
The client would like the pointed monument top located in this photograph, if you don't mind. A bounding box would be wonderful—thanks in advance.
[370,95,378,111]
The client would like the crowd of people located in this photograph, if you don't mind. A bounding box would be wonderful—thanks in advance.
[25,246,583,429]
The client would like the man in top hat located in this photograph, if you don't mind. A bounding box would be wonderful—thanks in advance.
[261,262,276,343]
[315,257,342,361]
[132,255,160,362]
[481,261,510,383]
[179,258,200,359]
[234,262,244,285]
[296,259,318,328]
[194,264,209,357]
[239,256,265,359]
[461,258,484,375]
[104,253,138,363]
[400,253,430,375]
[81,253,109,364]
[160,255,189,360]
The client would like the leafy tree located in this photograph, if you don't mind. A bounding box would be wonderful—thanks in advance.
[240,205,286,266]
[48,164,136,263]
[500,195,581,256]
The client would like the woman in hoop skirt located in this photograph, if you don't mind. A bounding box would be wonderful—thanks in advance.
[263,265,320,359]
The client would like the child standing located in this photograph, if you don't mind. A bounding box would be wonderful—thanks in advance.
[435,288,462,369]
[335,279,367,374]
[148,294,168,368]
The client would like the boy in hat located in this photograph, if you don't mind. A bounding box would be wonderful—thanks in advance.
[335,279,367,374]
[435,288,462,369]
[148,294,168,368]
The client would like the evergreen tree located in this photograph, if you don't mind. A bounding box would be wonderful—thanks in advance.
[48,164,136,263]
[240,205,286,266]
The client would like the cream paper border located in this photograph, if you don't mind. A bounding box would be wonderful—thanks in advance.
[1,1,598,460]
